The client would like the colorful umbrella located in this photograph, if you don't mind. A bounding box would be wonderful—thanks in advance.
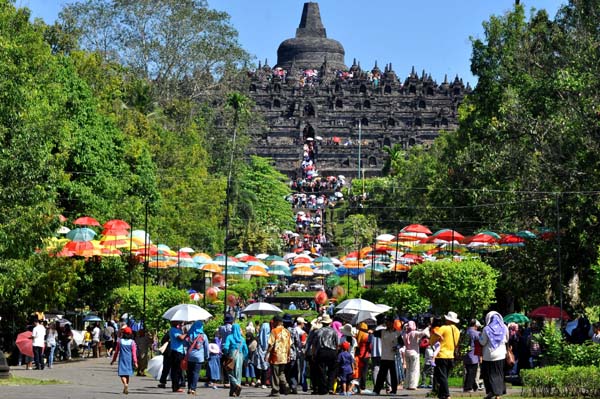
[499,234,526,247]
[73,216,101,226]
[504,313,530,324]
[163,304,212,321]
[431,229,464,242]
[241,302,282,316]
[529,306,570,320]
[103,219,131,230]
[292,266,314,276]
[66,227,96,242]
[401,224,432,235]
[16,331,33,358]
[245,265,269,277]
[200,263,223,273]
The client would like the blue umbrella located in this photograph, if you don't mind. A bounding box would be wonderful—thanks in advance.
[66,227,96,242]
[83,315,102,322]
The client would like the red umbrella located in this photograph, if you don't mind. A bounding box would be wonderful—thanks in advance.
[529,305,570,320]
[65,240,94,252]
[73,216,100,226]
[401,224,432,235]
[103,219,131,230]
[499,234,526,247]
[431,229,464,242]
[464,233,498,245]
[16,331,34,358]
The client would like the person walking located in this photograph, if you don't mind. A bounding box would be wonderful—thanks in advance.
[186,320,209,395]
[373,316,404,395]
[223,323,248,397]
[313,314,339,395]
[134,328,152,376]
[110,326,138,395]
[479,311,509,399]
[45,322,58,369]
[255,321,271,389]
[355,322,372,394]
[283,314,300,394]
[430,311,461,399]
[92,322,101,358]
[169,321,188,393]
[403,320,429,390]
[463,319,482,393]
[157,332,171,389]
[266,315,292,397]
[31,319,46,370]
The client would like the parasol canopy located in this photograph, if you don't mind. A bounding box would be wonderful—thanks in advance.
[241,302,282,316]
[162,304,212,322]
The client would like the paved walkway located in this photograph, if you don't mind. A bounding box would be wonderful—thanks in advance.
[4,358,523,399]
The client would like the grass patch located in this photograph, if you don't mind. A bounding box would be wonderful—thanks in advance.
[0,375,65,386]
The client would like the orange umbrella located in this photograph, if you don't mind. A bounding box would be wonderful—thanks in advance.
[73,216,101,226]
[292,266,314,276]
[201,263,223,273]
[246,266,269,277]
[342,259,365,269]
[389,264,411,272]
[103,219,131,230]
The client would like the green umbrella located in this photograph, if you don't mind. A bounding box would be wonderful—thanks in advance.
[265,254,285,263]
[504,313,530,324]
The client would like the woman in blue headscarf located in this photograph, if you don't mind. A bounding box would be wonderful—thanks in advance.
[186,320,209,395]
[254,321,271,388]
[223,324,248,397]
[479,311,509,399]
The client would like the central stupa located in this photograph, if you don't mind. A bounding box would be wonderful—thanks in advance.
[276,2,346,71]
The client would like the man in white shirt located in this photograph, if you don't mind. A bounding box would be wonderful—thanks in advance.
[92,323,101,358]
[31,319,46,370]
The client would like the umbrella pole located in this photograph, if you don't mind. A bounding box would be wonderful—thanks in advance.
[142,202,149,330]
[394,227,401,283]
[370,238,375,288]
[128,216,134,290]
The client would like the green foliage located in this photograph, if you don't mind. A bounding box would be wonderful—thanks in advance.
[522,365,600,397]
[409,259,498,320]
[534,320,565,366]
[381,283,430,317]
[111,284,188,333]
[337,214,378,251]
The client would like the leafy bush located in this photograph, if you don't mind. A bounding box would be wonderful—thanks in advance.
[522,366,600,397]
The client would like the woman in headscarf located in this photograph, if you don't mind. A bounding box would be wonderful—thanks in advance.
[331,320,343,338]
[355,322,372,394]
[186,320,209,395]
[479,311,509,399]
[402,320,429,390]
[254,322,270,388]
[223,323,248,397]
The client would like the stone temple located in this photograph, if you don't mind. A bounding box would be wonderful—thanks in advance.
[247,2,470,181]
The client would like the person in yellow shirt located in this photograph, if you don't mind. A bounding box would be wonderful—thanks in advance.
[430,311,460,399]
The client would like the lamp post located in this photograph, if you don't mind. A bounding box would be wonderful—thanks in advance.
[556,193,563,322]
[142,202,149,330]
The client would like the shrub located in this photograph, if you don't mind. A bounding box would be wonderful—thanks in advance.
[521,366,600,397]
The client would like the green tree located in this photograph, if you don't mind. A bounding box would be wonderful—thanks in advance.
[409,259,499,320]
[60,0,250,100]
[382,283,430,318]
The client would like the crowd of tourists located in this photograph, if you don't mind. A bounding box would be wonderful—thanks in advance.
[249,65,385,88]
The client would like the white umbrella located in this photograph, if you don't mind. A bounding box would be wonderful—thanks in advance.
[148,355,170,380]
[162,304,213,322]
[241,302,282,316]
[336,298,387,313]
[376,233,396,242]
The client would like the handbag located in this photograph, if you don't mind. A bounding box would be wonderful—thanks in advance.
[181,333,203,371]
[505,344,515,368]
[224,344,240,371]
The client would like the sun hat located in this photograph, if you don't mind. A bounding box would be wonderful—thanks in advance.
[444,311,460,324]
[224,314,234,323]
[320,314,332,324]
[209,343,220,354]
[282,314,293,324]
[341,323,355,337]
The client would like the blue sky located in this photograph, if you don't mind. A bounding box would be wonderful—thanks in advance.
[20,0,564,86]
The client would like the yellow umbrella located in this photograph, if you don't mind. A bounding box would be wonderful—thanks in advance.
[200,263,223,273]
[292,266,314,276]
[342,259,365,269]
[245,266,269,277]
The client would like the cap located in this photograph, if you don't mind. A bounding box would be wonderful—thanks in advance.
[296,317,307,324]
[224,314,234,323]
[122,327,132,335]
[341,341,350,351]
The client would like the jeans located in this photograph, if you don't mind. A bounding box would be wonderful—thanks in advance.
[187,361,202,391]
[33,346,45,369]
[47,344,56,368]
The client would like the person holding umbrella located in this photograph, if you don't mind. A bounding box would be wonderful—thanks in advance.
[169,321,187,393]
[110,326,138,395]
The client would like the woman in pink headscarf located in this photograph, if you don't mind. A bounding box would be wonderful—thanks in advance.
[331,321,343,338]
[402,320,429,390]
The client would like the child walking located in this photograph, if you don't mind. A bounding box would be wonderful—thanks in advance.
[337,341,355,396]
[111,326,138,395]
